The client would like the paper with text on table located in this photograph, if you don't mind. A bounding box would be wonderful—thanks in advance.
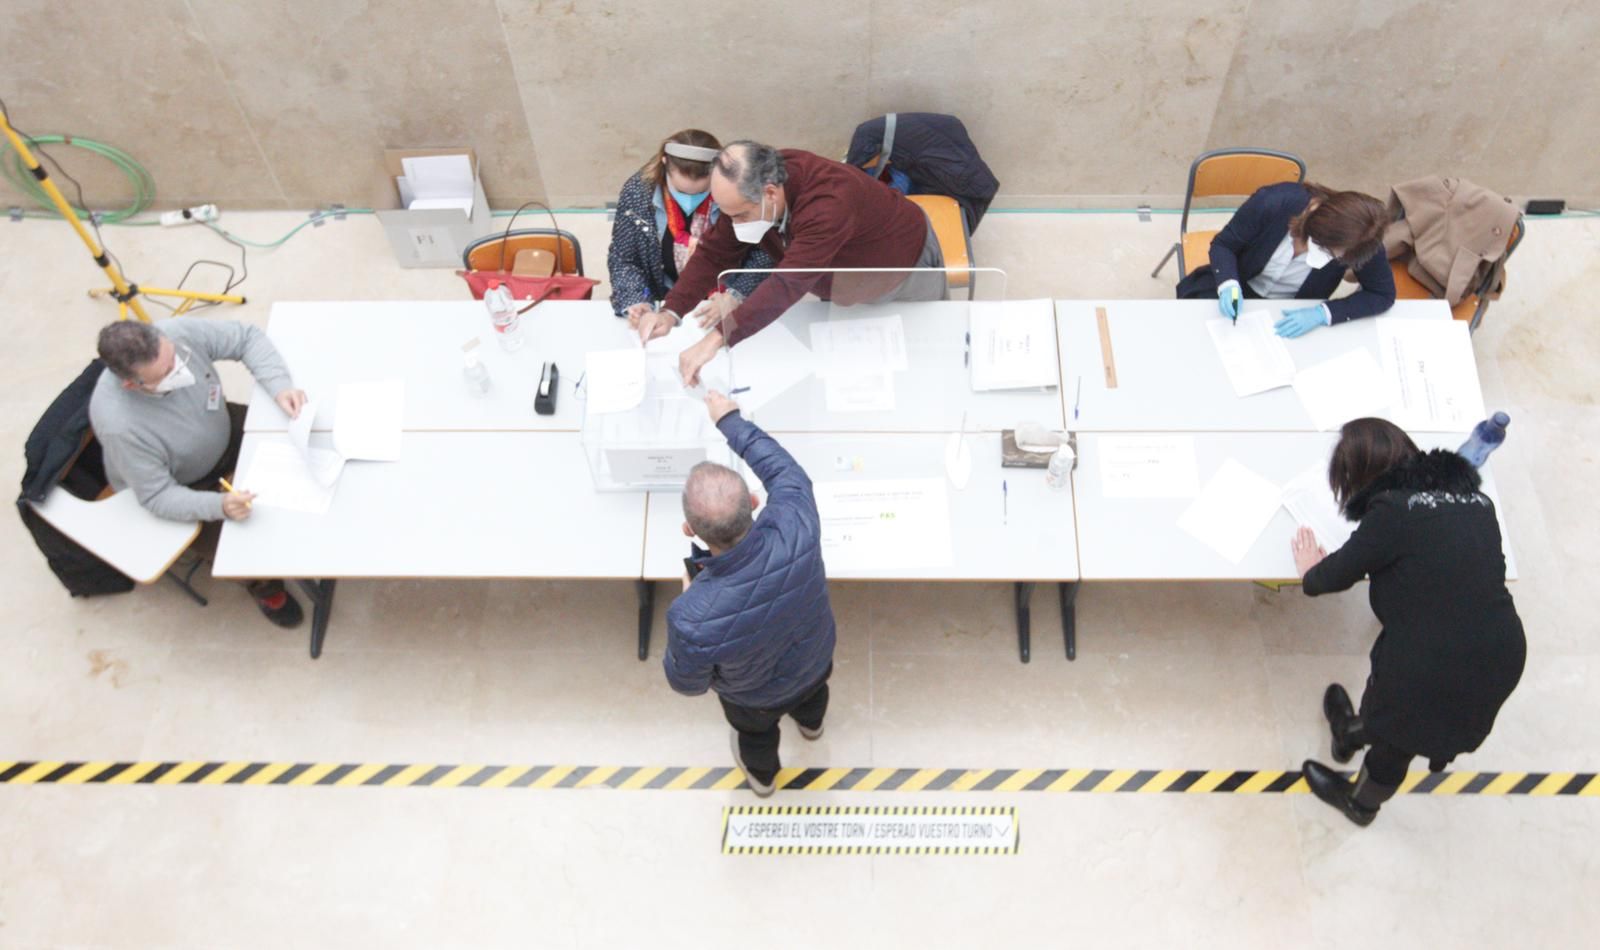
[813,477,953,571]
[286,400,345,488]
[332,380,404,461]
[1096,434,1201,498]
[1176,458,1283,563]
[238,440,339,514]
[1280,465,1355,551]
[808,314,909,375]
[1376,317,1485,431]
[968,299,1058,392]
[1206,312,1296,397]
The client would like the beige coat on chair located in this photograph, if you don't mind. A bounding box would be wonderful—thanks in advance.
[1383,177,1519,305]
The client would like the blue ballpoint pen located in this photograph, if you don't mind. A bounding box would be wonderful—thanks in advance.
[1002,480,1008,525]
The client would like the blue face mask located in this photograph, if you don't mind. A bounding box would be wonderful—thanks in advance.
[667,184,710,215]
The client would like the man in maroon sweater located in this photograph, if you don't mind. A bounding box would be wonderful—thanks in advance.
[632,141,944,384]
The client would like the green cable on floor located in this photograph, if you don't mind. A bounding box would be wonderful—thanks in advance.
[0,133,155,223]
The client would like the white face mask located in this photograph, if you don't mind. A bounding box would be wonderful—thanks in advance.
[1304,239,1334,269]
[732,195,776,244]
[152,350,196,393]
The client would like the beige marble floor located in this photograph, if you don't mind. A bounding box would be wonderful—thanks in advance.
[0,207,1596,948]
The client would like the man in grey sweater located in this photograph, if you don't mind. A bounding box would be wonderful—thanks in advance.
[89,318,309,627]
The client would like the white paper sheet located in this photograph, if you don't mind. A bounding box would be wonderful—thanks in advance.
[401,154,474,199]
[284,401,345,488]
[823,372,896,413]
[239,441,339,514]
[1376,318,1485,431]
[1177,458,1282,563]
[969,300,1059,391]
[1280,465,1355,551]
[809,314,909,376]
[584,348,648,415]
[814,477,953,571]
[1097,434,1201,498]
[1207,312,1296,397]
[1292,349,1390,431]
[727,321,815,413]
[332,381,404,461]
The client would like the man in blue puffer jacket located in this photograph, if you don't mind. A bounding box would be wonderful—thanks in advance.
[664,391,836,797]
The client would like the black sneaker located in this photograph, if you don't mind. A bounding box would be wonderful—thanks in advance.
[247,580,305,629]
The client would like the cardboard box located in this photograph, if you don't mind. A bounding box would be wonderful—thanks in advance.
[373,147,495,268]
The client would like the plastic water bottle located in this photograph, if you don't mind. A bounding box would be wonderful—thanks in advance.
[1457,411,1510,468]
[483,280,523,352]
[1045,443,1074,490]
[462,349,492,397]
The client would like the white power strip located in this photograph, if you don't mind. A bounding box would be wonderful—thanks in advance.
[159,203,220,227]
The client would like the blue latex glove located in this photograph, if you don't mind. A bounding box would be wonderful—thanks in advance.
[1275,305,1329,338]
[1217,283,1241,320]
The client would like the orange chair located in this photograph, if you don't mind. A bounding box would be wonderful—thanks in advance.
[1151,148,1307,278]
[462,229,584,277]
[1390,216,1523,332]
[907,193,974,297]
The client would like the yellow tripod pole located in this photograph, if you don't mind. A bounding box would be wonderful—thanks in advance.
[0,109,155,322]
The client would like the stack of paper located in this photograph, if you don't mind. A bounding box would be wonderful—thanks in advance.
[1176,458,1282,562]
[1280,465,1355,551]
[396,154,474,215]
[969,300,1058,392]
[1376,318,1485,430]
[1291,349,1389,431]
[1207,312,1296,397]
[240,383,406,514]
[810,315,908,413]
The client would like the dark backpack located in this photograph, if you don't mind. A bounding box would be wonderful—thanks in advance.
[17,360,136,597]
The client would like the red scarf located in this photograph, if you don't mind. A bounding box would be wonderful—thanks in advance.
[663,184,711,247]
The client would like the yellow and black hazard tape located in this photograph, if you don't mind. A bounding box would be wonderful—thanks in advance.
[2,761,1598,795]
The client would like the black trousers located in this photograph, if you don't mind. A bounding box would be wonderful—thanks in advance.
[1362,740,1414,786]
[719,664,832,784]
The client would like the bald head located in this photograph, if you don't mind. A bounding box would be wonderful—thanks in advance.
[683,462,754,550]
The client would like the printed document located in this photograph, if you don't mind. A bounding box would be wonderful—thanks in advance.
[1177,458,1282,563]
[814,478,953,571]
[1291,349,1389,431]
[969,300,1058,391]
[1207,312,1296,397]
[809,314,909,376]
[1376,318,1485,431]
[332,380,404,461]
[239,440,339,514]
[1280,465,1355,551]
[1097,434,1201,498]
[823,372,896,413]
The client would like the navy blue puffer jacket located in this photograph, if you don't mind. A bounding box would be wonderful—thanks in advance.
[664,412,836,708]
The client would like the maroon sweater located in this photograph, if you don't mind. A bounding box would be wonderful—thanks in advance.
[662,149,930,346]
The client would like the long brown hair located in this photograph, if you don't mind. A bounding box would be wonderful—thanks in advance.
[1290,183,1388,269]
[1329,417,1420,513]
[641,129,721,187]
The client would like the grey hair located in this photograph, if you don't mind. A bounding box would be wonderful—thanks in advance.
[714,141,787,204]
[97,320,163,379]
[682,461,754,549]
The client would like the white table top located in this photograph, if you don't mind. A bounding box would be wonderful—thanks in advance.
[736,299,1065,433]
[642,431,1079,581]
[213,431,645,579]
[1056,298,1479,433]
[1071,431,1517,581]
[28,489,199,584]
[246,300,626,433]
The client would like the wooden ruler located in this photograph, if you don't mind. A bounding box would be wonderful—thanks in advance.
[1096,306,1118,388]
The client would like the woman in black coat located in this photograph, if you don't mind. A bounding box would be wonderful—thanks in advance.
[1291,418,1525,826]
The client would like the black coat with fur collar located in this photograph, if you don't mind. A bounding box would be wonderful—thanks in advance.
[1305,449,1525,759]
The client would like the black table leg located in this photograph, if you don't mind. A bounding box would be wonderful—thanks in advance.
[1013,581,1035,663]
[1058,581,1079,661]
[295,579,337,660]
[636,579,655,661]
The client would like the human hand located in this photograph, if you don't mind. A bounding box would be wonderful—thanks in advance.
[624,302,653,325]
[1275,305,1329,338]
[1217,282,1241,320]
[635,309,677,345]
[222,491,256,521]
[275,389,308,419]
[704,390,739,423]
[679,331,722,388]
[1291,526,1327,577]
[691,291,740,331]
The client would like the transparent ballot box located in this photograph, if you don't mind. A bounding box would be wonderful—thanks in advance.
[580,345,733,492]
[709,267,1066,433]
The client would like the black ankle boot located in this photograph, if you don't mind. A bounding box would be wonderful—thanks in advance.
[1322,683,1366,764]
[1302,760,1397,827]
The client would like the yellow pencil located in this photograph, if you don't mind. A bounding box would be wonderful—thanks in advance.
[218,477,251,507]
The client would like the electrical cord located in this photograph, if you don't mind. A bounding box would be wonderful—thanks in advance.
[0,98,154,223]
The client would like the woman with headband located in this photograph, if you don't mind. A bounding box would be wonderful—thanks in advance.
[607,130,773,320]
